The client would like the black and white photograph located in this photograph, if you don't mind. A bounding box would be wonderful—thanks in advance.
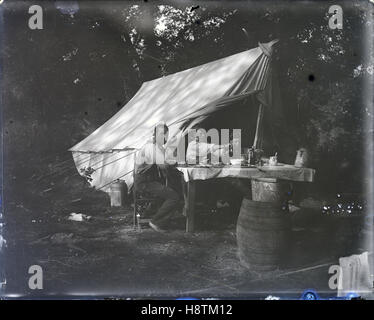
[0,0,373,300]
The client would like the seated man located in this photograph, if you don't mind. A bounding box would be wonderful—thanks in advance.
[135,123,182,232]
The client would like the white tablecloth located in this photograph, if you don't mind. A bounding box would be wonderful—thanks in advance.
[177,164,315,183]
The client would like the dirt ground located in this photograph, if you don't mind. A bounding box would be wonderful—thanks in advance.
[3,189,368,299]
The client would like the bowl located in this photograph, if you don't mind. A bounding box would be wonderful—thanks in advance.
[230,159,242,166]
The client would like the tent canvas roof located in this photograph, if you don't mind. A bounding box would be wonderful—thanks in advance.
[69,46,264,153]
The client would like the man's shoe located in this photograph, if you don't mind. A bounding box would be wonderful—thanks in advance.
[149,221,166,233]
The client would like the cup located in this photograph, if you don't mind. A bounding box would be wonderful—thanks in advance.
[269,156,278,166]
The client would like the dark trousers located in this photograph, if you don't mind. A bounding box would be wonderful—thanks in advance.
[137,181,180,227]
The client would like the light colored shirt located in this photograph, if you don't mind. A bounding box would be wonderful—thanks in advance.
[135,139,168,181]
[136,139,166,166]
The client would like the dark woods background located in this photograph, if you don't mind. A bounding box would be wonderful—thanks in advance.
[1,0,372,207]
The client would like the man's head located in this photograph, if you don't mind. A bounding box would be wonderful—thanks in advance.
[153,123,169,145]
[195,128,207,143]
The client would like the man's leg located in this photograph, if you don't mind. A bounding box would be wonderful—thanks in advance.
[143,181,180,228]
[142,199,162,218]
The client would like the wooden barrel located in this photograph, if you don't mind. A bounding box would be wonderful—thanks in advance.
[109,180,127,207]
[236,198,291,271]
[251,178,291,203]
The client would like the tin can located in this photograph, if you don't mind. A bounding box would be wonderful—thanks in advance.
[294,148,309,167]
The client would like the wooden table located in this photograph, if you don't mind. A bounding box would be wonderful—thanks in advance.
[177,164,315,232]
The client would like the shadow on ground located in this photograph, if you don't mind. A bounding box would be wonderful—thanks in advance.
[3,192,368,299]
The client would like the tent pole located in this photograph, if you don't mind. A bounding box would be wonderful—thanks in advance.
[253,104,264,149]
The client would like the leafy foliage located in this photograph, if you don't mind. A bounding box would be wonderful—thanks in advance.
[2,1,372,195]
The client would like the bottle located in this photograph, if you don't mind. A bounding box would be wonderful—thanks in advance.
[248,147,255,165]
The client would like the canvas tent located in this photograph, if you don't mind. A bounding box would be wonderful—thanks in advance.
[69,39,286,192]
